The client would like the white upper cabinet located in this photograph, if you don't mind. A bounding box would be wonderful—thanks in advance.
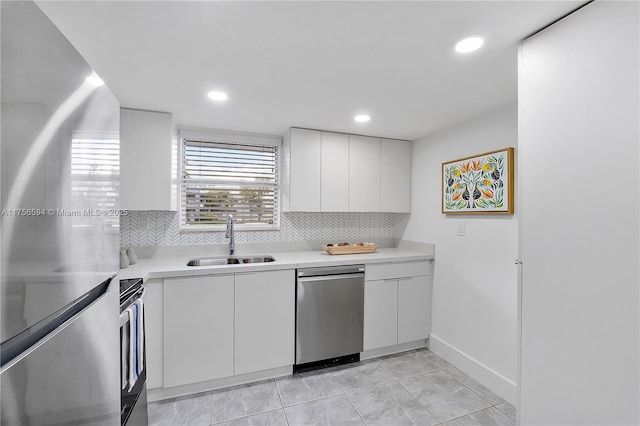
[381,139,411,213]
[320,132,349,211]
[282,127,410,212]
[282,128,321,211]
[349,135,381,212]
[120,108,177,211]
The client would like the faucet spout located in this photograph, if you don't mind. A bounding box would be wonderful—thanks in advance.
[225,214,235,255]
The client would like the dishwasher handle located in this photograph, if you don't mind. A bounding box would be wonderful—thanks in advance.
[297,273,365,283]
[297,264,365,278]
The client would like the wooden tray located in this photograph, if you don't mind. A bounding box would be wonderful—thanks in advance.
[323,244,378,255]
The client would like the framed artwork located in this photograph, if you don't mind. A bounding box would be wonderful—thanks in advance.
[442,147,514,214]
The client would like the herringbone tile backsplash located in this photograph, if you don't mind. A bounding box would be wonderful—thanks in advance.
[120,211,395,247]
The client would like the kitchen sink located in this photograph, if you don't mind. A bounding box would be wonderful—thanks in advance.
[186,255,275,267]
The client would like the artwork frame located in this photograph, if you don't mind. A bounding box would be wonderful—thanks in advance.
[442,147,514,214]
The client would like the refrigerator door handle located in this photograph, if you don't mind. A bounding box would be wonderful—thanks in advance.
[0,277,113,373]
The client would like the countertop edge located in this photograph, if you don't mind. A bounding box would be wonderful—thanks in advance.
[117,249,434,282]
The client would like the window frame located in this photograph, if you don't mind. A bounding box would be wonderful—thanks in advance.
[178,128,281,232]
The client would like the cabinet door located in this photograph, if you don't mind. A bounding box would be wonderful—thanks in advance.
[163,275,234,388]
[349,135,381,212]
[120,108,176,211]
[321,132,349,211]
[363,279,398,350]
[289,128,321,211]
[380,139,411,213]
[397,276,432,344]
[235,270,295,374]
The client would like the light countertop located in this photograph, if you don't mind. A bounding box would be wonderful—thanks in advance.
[117,247,435,282]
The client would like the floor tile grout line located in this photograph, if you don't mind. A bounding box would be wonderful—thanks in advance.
[208,389,216,426]
[396,358,502,423]
[154,347,513,426]
[438,363,506,405]
[275,371,346,408]
[440,368,500,407]
[492,402,517,422]
[335,377,399,395]
[273,378,286,409]
[395,375,441,424]
[212,407,289,426]
[211,407,287,425]
[273,378,291,426]
[437,404,506,425]
[342,392,368,425]
[380,377,441,426]
[209,380,286,425]
[280,391,348,409]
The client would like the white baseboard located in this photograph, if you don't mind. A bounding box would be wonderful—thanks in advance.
[148,365,292,402]
[429,334,517,406]
[361,339,427,360]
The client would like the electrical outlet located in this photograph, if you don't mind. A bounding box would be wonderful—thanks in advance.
[457,221,465,237]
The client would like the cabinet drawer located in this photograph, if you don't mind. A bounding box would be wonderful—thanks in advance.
[365,261,430,281]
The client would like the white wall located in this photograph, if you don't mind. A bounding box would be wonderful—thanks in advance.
[397,104,519,403]
[518,1,639,424]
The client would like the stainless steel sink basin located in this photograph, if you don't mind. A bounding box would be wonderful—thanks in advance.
[186,255,275,267]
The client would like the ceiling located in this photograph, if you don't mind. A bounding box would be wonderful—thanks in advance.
[36,1,584,141]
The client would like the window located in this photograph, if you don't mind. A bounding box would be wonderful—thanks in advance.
[180,131,279,231]
[71,131,119,229]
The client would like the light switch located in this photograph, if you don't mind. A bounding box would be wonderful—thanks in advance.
[457,221,465,236]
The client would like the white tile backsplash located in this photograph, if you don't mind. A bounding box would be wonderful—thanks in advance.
[120,211,395,247]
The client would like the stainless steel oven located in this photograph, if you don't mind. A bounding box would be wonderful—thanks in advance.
[119,278,148,425]
[295,265,365,371]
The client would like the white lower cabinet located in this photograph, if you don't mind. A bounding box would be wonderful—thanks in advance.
[363,280,398,350]
[398,276,433,344]
[234,270,295,375]
[363,261,433,351]
[157,269,295,390]
[149,261,429,392]
[163,274,235,388]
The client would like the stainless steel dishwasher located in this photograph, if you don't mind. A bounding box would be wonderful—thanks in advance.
[295,265,365,370]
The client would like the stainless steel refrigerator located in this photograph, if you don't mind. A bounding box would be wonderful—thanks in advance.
[1,1,121,424]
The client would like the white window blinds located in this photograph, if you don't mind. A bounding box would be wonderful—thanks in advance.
[181,138,278,230]
[71,131,120,229]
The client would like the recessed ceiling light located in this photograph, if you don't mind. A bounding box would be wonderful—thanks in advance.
[455,36,484,53]
[86,72,104,87]
[354,114,370,122]
[207,91,228,101]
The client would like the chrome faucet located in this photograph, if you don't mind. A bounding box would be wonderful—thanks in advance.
[225,214,235,255]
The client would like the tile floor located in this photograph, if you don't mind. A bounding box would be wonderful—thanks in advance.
[148,348,516,426]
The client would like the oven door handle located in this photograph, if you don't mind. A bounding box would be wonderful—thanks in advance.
[120,287,146,326]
